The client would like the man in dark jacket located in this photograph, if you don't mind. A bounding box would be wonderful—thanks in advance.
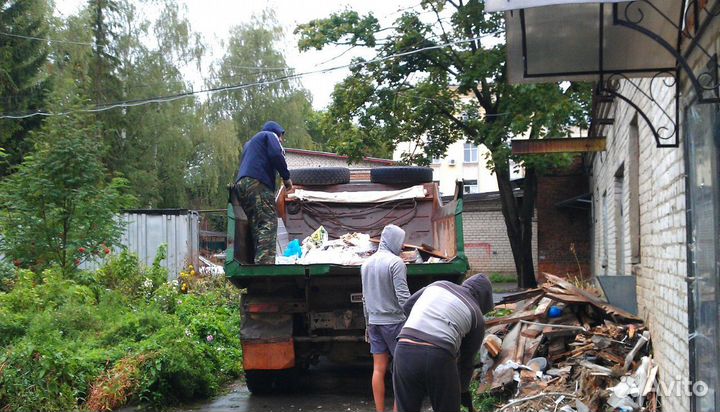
[234,121,292,264]
[392,274,494,412]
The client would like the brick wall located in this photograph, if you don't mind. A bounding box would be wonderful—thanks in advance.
[536,157,591,279]
[590,79,689,411]
[462,196,538,275]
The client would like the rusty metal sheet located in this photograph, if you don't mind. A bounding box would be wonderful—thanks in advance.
[511,138,606,154]
[242,340,295,370]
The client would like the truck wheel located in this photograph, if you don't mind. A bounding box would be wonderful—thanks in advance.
[244,370,275,395]
[244,369,300,394]
[371,166,433,184]
[290,167,350,185]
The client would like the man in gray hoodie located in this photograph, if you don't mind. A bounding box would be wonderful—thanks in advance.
[393,274,494,412]
[361,224,411,412]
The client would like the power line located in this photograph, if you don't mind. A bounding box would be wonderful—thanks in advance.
[0,34,499,120]
[0,30,94,46]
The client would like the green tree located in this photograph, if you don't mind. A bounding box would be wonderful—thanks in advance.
[0,0,50,175]
[186,116,241,208]
[51,0,205,207]
[208,10,317,150]
[95,0,204,207]
[296,1,590,288]
[0,83,135,275]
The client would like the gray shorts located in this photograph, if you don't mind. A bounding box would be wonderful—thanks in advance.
[368,322,404,356]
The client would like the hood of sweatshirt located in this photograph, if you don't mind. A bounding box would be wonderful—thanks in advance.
[462,274,494,314]
[378,224,405,256]
[262,121,285,137]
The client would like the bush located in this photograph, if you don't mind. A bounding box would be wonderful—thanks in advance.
[0,249,243,411]
[0,260,17,292]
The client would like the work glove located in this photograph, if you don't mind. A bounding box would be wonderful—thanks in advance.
[460,391,476,412]
[283,179,293,190]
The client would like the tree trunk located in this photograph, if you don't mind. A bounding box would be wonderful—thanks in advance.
[495,165,538,289]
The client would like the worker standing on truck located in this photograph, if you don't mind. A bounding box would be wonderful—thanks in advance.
[234,121,292,264]
[361,224,411,412]
[392,274,494,412]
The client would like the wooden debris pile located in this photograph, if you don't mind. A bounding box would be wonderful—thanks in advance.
[479,274,658,412]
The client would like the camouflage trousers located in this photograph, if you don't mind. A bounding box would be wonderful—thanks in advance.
[235,177,277,264]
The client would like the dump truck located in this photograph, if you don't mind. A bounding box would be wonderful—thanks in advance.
[224,166,469,393]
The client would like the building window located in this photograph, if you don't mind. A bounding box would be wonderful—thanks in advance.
[464,179,479,194]
[464,143,478,163]
[614,165,624,275]
[629,115,641,264]
[601,190,608,275]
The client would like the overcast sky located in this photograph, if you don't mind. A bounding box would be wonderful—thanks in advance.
[55,0,421,110]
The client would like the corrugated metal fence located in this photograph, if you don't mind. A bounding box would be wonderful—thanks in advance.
[82,209,199,279]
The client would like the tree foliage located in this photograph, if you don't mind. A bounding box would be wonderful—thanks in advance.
[186,117,240,208]
[208,10,318,151]
[296,1,590,287]
[0,84,135,274]
[0,0,50,175]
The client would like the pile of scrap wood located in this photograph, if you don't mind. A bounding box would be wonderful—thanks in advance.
[479,274,658,412]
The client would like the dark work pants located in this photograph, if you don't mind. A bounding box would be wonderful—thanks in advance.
[392,341,460,412]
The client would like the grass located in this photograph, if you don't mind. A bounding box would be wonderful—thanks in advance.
[468,380,502,412]
[488,272,517,284]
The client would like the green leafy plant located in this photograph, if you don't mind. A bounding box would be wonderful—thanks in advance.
[0,90,135,276]
[0,249,242,411]
[0,259,17,292]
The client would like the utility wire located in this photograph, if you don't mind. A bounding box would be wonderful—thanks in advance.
[0,34,498,120]
[0,30,94,46]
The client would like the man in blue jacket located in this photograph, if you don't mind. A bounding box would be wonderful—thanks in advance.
[235,121,292,264]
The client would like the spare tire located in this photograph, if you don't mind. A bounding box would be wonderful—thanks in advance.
[290,167,350,185]
[371,166,434,184]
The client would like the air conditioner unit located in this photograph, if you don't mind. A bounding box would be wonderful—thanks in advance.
[449,159,456,165]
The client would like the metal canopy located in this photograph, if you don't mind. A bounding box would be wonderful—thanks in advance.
[504,2,680,84]
[492,0,720,150]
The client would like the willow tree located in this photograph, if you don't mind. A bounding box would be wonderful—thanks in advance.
[208,10,317,150]
[296,0,589,288]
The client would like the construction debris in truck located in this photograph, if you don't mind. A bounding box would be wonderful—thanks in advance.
[275,226,448,265]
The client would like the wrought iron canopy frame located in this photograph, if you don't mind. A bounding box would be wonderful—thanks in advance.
[515,0,720,148]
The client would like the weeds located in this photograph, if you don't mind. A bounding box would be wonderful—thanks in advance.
[0,248,242,411]
[488,272,517,284]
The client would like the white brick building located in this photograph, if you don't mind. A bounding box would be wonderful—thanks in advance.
[589,78,690,411]
[488,2,720,411]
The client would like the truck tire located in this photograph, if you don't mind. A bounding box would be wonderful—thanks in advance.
[371,166,433,184]
[245,369,300,395]
[244,370,275,395]
[290,167,350,186]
